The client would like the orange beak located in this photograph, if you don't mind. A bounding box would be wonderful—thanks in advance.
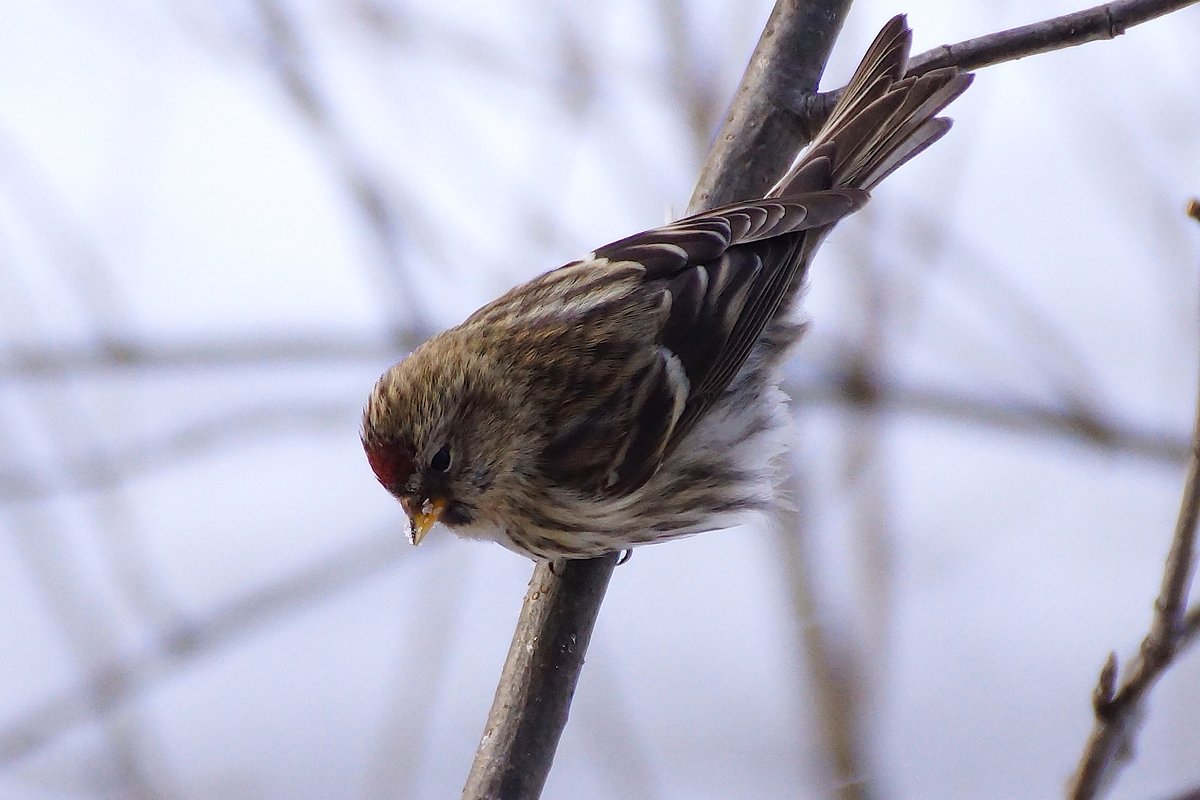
[401,496,447,546]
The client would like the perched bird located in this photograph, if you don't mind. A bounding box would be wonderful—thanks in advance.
[363,16,972,560]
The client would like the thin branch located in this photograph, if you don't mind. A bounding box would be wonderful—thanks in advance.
[1067,203,1200,798]
[796,0,1200,129]
[1150,431,1200,644]
[907,0,1200,74]
[461,2,855,798]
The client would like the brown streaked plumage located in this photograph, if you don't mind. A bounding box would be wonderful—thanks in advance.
[362,16,972,559]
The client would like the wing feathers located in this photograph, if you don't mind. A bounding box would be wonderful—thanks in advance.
[524,15,969,498]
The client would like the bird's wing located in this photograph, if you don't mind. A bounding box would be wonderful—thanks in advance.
[469,191,863,499]
[583,191,864,494]
[470,14,970,499]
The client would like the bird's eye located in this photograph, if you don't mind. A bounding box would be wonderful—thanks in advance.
[430,444,451,472]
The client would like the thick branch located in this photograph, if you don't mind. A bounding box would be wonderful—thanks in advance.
[460,556,619,799]
[462,3,1200,798]
[460,2,854,798]
[686,0,853,211]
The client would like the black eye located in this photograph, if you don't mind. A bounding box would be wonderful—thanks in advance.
[430,444,451,472]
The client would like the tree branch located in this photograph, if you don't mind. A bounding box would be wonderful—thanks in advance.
[1067,203,1200,798]
[686,0,853,211]
[907,0,1200,75]
[461,3,1200,798]
[796,0,1200,131]
[460,2,855,798]
[460,555,619,799]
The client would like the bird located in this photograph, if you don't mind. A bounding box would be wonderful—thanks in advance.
[362,15,972,560]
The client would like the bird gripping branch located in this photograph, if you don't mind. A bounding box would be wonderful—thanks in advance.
[362,15,972,560]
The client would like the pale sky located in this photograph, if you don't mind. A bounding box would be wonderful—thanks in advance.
[2,2,1200,798]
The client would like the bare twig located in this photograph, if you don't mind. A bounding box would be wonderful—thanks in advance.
[461,2,855,797]
[907,0,1200,74]
[1067,203,1200,798]
[796,0,1200,131]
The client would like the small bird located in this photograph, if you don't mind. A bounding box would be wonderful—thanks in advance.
[363,16,971,560]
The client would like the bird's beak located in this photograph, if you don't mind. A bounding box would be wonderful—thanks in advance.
[401,496,447,546]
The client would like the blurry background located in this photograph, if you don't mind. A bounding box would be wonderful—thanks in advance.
[2,1,1199,798]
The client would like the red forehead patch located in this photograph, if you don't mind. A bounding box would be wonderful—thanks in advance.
[363,439,415,490]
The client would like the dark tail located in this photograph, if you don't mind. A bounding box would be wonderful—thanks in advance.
[771,15,973,198]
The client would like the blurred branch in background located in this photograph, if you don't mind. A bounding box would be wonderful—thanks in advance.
[0,335,411,376]
[0,402,349,500]
[0,530,409,768]
[0,372,1188,503]
[775,463,870,800]
[836,211,903,712]
[249,0,432,334]
[788,370,1190,463]
[0,126,189,799]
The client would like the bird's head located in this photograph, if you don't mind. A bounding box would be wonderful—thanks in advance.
[361,338,523,546]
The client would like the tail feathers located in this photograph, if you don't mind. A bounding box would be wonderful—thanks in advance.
[772,15,972,197]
